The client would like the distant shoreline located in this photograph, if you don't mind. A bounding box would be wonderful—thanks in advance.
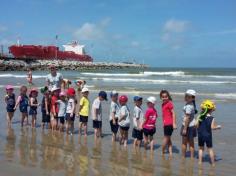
[0,57,148,71]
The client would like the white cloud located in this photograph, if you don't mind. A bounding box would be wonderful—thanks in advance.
[0,25,7,32]
[73,18,111,41]
[163,19,189,33]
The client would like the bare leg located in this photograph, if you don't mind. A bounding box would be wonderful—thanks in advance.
[168,137,173,156]
[189,139,195,159]
[182,136,187,158]
[150,136,154,151]
[133,139,137,147]
[162,136,168,155]
[124,131,128,147]
[84,123,88,136]
[208,148,215,167]
[198,146,204,165]
[144,135,148,150]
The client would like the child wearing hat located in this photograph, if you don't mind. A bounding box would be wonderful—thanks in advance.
[50,86,60,131]
[14,86,29,127]
[196,100,221,166]
[29,88,40,128]
[79,87,90,136]
[109,90,120,142]
[65,88,76,135]
[57,91,67,132]
[132,96,144,148]
[41,86,50,129]
[118,95,130,147]
[143,96,158,151]
[5,85,16,128]
[91,91,107,140]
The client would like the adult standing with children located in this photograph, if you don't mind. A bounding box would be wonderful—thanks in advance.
[46,65,63,91]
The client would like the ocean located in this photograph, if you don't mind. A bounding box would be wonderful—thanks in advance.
[0,67,235,175]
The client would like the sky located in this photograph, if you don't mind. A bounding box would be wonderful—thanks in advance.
[0,0,236,67]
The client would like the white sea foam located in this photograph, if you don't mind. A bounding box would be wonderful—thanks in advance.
[142,71,185,76]
[214,93,236,99]
[0,74,46,78]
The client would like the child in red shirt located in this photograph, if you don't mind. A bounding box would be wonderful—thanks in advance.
[160,90,177,156]
[50,87,60,131]
[143,96,158,151]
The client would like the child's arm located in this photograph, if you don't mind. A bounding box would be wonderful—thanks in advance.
[70,100,75,117]
[79,99,84,112]
[4,95,8,105]
[211,118,221,130]
[182,114,190,135]
[14,96,21,110]
[30,98,40,106]
[45,98,49,115]
[171,109,177,129]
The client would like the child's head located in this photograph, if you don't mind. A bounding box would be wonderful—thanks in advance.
[81,87,89,98]
[20,86,27,95]
[51,87,60,97]
[110,90,118,102]
[185,89,196,103]
[29,88,38,98]
[5,85,14,95]
[40,86,49,95]
[59,91,67,100]
[119,95,128,106]
[200,100,216,113]
[160,90,172,102]
[67,87,76,98]
[98,91,107,101]
[133,96,143,107]
[147,96,156,108]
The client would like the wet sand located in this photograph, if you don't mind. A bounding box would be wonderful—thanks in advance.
[0,88,236,176]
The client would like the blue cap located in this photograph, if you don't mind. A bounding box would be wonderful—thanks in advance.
[99,91,108,101]
[110,90,118,97]
[133,96,143,101]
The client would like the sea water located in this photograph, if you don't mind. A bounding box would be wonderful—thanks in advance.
[0,67,235,175]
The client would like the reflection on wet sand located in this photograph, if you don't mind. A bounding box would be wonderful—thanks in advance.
[4,128,16,161]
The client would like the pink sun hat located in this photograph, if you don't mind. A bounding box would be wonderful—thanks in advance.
[5,85,14,90]
[59,91,67,97]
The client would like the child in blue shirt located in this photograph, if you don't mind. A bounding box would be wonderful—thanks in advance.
[5,85,16,128]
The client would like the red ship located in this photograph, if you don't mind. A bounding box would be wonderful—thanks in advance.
[8,41,93,62]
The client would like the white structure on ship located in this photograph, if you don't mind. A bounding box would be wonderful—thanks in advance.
[63,41,85,55]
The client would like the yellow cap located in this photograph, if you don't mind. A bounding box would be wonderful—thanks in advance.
[200,100,216,110]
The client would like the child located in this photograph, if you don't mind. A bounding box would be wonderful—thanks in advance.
[29,88,40,128]
[196,100,221,166]
[5,85,16,128]
[181,89,197,159]
[41,86,50,129]
[27,68,33,85]
[79,87,90,136]
[160,90,177,156]
[118,95,130,147]
[132,96,144,148]
[50,86,60,131]
[109,90,120,142]
[65,88,76,135]
[143,96,158,151]
[14,86,29,127]
[92,91,107,140]
[57,91,67,132]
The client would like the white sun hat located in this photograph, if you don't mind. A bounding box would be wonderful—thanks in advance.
[147,96,157,104]
[186,89,197,96]
[81,87,89,93]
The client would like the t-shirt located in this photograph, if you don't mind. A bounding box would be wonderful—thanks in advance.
[162,101,174,126]
[51,96,59,114]
[109,101,120,121]
[66,98,75,114]
[182,103,196,127]
[79,96,90,116]
[197,114,214,138]
[46,73,63,90]
[91,98,102,121]
[118,105,130,127]
[143,107,158,130]
[57,100,67,117]
[133,106,144,129]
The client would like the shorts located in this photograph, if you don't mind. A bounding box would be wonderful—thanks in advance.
[164,125,173,136]
[58,116,65,124]
[143,128,156,137]
[110,119,119,134]
[20,106,28,113]
[42,113,50,123]
[6,107,15,113]
[198,135,213,148]
[180,125,197,139]
[93,120,102,129]
[132,128,143,140]
[80,115,88,123]
[50,113,58,121]
[29,109,37,115]
[119,126,130,131]
[65,113,75,121]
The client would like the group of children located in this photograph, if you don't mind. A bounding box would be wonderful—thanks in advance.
[4,84,221,166]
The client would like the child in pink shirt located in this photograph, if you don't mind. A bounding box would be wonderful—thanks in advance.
[143,96,158,151]
[160,90,177,156]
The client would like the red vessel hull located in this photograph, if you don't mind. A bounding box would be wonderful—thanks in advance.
[8,45,93,62]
